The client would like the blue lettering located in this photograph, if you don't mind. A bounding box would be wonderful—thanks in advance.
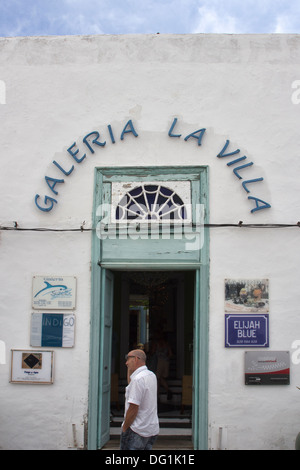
[233,162,254,179]
[33,119,272,217]
[67,142,86,163]
[184,128,206,146]
[168,118,181,138]
[53,160,74,176]
[226,156,247,166]
[217,139,240,158]
[242,178,264,193]
[83,131,106,153]
[168,118,206,145]
[248,196,271,213]
[217,139,271,214]
[35,194,57,212]
[107,124,116,144]
[45,176,65,195]
[120,120,138,140]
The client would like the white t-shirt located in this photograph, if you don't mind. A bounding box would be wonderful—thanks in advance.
[124,365,159,437]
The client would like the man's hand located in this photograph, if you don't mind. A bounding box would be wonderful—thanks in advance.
[122,403,139,432]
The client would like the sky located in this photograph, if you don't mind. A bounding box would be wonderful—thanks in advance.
[0,0,300,37]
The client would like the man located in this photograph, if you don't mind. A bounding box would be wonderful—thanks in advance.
[120,349,159,450]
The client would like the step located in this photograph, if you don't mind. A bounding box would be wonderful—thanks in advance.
[102,436,194,450]
[110,416,191,429]
[110,426,192,437]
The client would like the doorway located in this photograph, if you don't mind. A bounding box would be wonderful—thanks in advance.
[88,165,209,450]
[110,271,195,437]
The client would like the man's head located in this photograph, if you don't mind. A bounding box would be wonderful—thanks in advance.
[125,349,146,376]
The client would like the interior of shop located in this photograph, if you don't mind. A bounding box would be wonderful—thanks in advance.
[110,270,195,431]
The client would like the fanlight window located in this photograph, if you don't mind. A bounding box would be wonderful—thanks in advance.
[115,184,188,221]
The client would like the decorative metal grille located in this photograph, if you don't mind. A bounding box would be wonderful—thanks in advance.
[115,184,188,221]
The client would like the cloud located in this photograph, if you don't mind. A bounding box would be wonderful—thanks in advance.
[192,5,239,33]
[191,0,300,34]
[0,0,200,36]
[52,13,104,36]
[0,0,300,37]
[0,0,106,36]
[274,13,300,33]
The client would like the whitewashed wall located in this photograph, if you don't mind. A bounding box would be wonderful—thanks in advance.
[0,34,300,450]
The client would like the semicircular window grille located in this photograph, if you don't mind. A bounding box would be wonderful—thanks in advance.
[116,184,188,221]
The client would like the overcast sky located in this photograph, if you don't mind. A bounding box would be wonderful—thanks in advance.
[0,0,299,37]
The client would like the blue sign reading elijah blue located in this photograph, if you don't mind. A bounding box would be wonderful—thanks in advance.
[225,314,269,348]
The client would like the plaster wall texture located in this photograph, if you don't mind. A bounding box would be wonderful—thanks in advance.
[0,34,300,449]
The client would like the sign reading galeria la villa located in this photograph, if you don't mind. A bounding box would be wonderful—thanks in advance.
[34,118,271,215]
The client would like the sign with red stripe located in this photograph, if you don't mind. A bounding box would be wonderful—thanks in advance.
[245,351,290,385]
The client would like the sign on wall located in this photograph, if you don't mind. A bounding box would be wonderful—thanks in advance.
[10,350,54,384]
[245,351,290,385]
[225,314,269,348]
[34,118,272,215]
[225,279,269,313]
[32,276,76,310]
[31,313,75,348]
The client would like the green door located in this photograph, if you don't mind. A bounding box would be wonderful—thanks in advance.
[98,269,114,448]
[98,269,114,449]
[192,268,209,450]
[88,267,114,450]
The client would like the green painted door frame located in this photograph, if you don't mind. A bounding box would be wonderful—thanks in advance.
[88,167,209,450]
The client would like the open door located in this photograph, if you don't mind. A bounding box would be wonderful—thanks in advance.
[192,267,209,450]
[98,269,114,449]
[192,269,200,449]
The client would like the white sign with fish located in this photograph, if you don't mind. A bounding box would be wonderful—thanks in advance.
[32,276,77,310]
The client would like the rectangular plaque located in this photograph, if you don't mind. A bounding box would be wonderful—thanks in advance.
[245,351,290,385]
[31,313,75,348]
[10,350,54,384]
[32,276,76,310]
[225,314,269,348]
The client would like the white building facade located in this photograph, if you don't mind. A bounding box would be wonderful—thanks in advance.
[0,34,300,450]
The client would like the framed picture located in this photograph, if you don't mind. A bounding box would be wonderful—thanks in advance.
[10,350,54,384]
[225,279,269,313]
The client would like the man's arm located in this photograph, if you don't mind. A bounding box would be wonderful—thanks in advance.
[122,403,139,432]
